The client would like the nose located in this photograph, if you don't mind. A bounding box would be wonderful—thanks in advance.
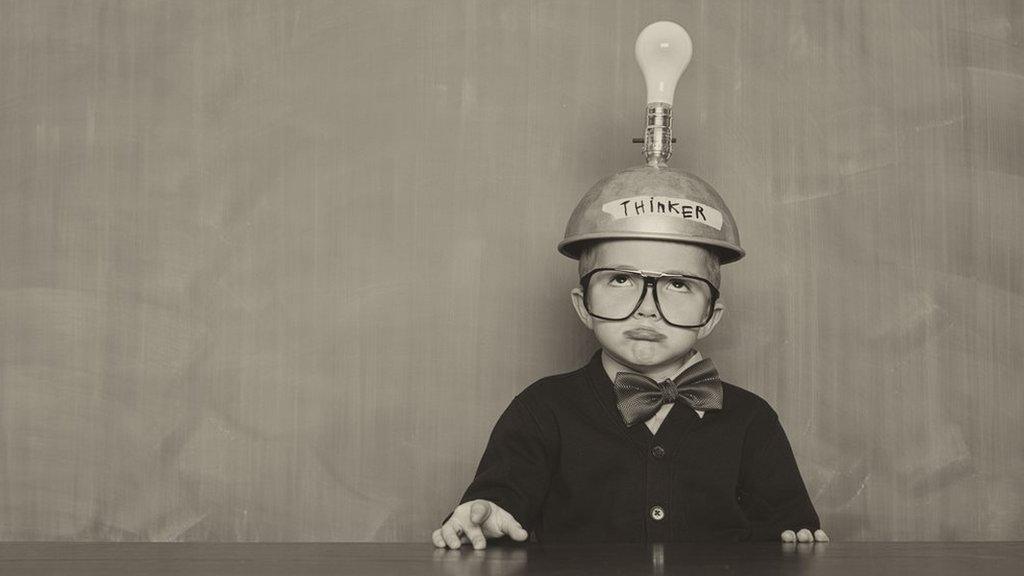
[634,281,660,319]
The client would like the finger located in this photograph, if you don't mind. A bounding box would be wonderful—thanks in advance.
[781,530,796,543]
[441,523,461,549]
[432,528,446,548]
[463,522,488,550]
[797,528,813,543]
[814,529,830,542]
[503,518,529,541]
[470,501,492,525]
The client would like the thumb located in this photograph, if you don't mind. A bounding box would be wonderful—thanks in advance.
[469,500,492,525]
[502,517,529,541]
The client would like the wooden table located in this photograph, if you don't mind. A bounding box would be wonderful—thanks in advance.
[0,542,1021,575]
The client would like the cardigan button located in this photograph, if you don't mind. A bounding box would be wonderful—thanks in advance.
[651,445,665,459]
[650,505,665,521]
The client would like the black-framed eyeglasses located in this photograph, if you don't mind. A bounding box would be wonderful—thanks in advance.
[579,267,719,328]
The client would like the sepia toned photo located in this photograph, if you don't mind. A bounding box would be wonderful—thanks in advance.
[1,1,1021,573]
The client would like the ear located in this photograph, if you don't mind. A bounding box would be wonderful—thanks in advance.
[570,287,594,330]
[696,299,725,340]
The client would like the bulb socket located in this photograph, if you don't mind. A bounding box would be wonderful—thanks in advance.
[642,103,673,166]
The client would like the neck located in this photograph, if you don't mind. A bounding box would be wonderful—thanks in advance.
[602,348,699,383]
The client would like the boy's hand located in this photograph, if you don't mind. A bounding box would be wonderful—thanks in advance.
[432,499,530,550]
[781,528,830,543]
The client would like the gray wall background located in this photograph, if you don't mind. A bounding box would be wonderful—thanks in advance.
[1,0,1022,541]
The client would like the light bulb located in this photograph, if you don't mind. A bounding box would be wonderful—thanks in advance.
[634,21,692,106]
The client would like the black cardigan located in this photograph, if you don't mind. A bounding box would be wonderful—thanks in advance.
[442,349,821,543]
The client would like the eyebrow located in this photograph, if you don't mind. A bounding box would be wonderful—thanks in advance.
[605,263,698,275]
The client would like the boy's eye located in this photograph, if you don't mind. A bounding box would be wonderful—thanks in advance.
[609,274,634,286]
[667,279,692,291]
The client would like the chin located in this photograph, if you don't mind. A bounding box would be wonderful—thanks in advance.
[608,340,685,366]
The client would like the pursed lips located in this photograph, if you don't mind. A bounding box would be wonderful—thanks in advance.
[624,328,666,341]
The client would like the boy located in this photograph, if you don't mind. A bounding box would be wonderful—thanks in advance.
[432,163,829,549]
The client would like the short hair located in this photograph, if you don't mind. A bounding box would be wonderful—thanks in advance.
[577,241,722,289]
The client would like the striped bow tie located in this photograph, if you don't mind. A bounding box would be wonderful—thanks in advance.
[612,357,724,427]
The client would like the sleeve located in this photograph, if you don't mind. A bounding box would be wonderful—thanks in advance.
[439,392,558,532]
[737,404,821,541]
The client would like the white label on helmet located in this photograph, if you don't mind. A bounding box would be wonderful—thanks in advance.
[601,196,723,230]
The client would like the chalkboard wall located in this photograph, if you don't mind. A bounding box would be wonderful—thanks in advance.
[1,0,1021,541]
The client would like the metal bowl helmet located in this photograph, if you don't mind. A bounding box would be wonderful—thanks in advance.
[557,163,744,264]
[559,20,744,265]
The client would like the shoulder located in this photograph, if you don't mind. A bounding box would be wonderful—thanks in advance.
[512,361,590,410]
[519,363,589,398]
[720,380,781,426]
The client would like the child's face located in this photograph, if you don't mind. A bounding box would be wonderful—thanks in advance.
[570,239,725,373]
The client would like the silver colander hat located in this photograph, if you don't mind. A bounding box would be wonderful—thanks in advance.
[558,21,744,265]
[557,164,743,263]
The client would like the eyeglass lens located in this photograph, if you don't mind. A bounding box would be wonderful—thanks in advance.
[585,270,712,326]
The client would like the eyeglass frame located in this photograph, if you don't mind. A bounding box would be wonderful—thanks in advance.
[578,267,720,328]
